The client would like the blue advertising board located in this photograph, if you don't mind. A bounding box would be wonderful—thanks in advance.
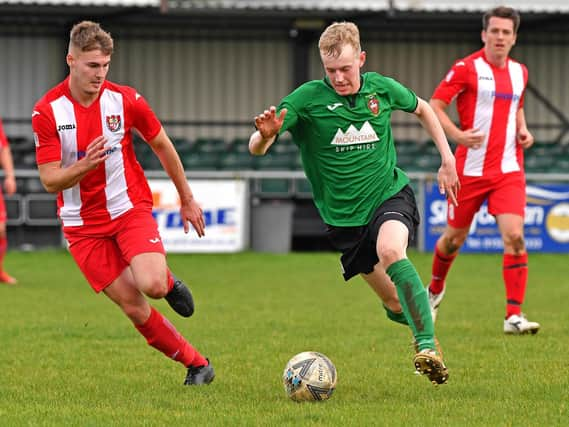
[423,181,569,253]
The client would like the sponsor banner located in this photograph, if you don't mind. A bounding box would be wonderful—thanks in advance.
[149,179,248,253]
[424,181,569,253]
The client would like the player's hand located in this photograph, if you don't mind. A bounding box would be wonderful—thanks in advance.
[180,197,205,237]
[517,127,534,149]
[438,158,460,207]
[84,136,109,170]
[458,128,485,149]
[3,175,16,196]
[254,106,287,140]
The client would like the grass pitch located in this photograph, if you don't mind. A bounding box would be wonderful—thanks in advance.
[1,250,568,426]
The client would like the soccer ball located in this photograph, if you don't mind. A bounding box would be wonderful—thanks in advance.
[282,351,337,402]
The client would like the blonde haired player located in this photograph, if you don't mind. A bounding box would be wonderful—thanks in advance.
[250,22,459,384]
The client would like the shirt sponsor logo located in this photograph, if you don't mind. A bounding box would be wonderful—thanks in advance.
[57,123,76,132]
[75,145,119,160]
[330,121,379,146]
[105,115,122,132]
[492,91,520,101]
[327,103,343,111]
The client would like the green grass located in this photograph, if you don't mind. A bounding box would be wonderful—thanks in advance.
[1,250,568,426]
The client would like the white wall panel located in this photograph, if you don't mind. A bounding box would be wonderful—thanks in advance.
[2,27,569,146]
[0,35,63,137]
[110,37,292,141]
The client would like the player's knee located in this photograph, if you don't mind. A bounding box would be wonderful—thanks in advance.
[142,276,169,299]
[442,232,466,253]
[504,232,525,253]
[378,246,403,267]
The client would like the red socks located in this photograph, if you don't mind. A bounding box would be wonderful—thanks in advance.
[0,236,6,271]
[503,253,528,318]
[135,307,207,368]
[167,270,175,292]
[429,245,457,294]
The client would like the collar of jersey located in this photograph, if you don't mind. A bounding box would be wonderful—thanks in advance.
[323,74,366,98]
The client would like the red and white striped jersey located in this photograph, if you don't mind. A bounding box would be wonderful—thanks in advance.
[432,48,527,177]
[32,78,162,227]
[0,118,9,149]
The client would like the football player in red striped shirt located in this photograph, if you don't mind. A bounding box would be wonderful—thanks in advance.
[427,6,540,335]
[32,21,214,384]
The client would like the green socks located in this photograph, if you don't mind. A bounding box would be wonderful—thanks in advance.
[386,258,435,351]
[383,305,408,326]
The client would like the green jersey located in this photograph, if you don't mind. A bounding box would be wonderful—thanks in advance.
[278,72,418,226]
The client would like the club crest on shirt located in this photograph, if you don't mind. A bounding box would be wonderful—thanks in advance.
[105,115,122,132]
[367,95,380,116]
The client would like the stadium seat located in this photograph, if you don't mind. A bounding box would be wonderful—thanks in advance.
[8,136,35,169]
[255,152,296,170]
[291,153,303,170]
[24,178,47,193]
[218,152,255,170]
[413,155,440,172]
[229,138,251,153]
[172,138,193,156]
[19,152,38,169]
[525,156,552,173]
[193,137,228,154]
[182,151,220,170]
[530,141,564,157]
[272,138,297,154]
[397,154,416,170]
[258,178,291,195]
[295,178,313,196]
[396,139,424,156]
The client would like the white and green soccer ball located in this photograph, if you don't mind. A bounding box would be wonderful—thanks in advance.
[282,351,337,402]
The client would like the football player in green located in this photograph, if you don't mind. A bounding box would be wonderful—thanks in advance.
[249,22,459,385]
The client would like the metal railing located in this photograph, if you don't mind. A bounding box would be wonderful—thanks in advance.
[8,169,569,251]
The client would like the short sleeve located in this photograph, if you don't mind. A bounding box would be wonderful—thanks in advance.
[432,60,469,104]
[0,119,7,149]
[277,99,299,136]
[128,90,162,142]
[385,77,418,113]
[32,106,62,164]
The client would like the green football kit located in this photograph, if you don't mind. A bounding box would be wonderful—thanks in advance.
[277,71,436,351]
[278,72,416,227]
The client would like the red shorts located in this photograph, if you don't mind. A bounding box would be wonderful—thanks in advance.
[447,172,526,229]
[64,208,166,293]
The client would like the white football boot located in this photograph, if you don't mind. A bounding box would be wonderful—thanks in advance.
[503,313,540,335]
[428,288,445,323]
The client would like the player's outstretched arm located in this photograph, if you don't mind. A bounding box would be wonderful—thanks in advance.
[414,97,460,206]
[249,106,287,156]
[148,127,205,237]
